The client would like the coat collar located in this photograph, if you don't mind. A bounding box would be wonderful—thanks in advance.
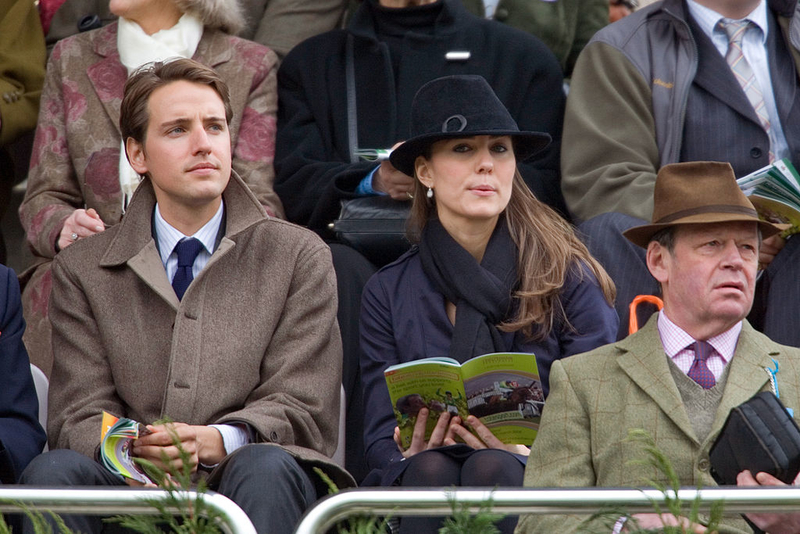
[615,314,778,445]
[348,0,461,41]
[86,24,231,137]
[98,171,267,306]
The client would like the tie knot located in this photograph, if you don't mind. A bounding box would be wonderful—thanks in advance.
[719,19,751,44]
[174,238,204,268]
[693,340,715,362]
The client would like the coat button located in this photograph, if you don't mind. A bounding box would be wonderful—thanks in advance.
[750,147,763,158]
[697,458,710,472]
[269,431,279,442]
[495,8,509,21]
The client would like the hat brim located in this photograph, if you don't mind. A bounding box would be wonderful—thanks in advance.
[389,131,552,177]
[623,212,785,248]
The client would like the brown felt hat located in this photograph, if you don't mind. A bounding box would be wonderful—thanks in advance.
[623,161,783,248]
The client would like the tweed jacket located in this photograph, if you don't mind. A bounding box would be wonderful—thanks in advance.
[515,315,800,534]
[0,0,45,147]
[47,172,353,488]
[0,265,46,484]
[275,0,566,234]
[458,0,608,77]
[19,22,283,376]
[560,0,800,222]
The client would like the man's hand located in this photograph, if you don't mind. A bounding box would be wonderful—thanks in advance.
[393,408,459,458]
[58,208,105,250]
[626,513,706,532]
[372,159,415,200]
[447,415,531,456]
[759,234,786,269]
[132,422,226,474]
[738,469,800,533]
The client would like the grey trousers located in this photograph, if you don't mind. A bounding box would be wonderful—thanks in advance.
[19,445,319,534]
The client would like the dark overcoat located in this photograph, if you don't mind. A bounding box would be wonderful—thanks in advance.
[275,0,566,234]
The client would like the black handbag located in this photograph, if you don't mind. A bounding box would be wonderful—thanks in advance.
[710,391,800,486]
[330,196,411,266]
[330,34,413,267]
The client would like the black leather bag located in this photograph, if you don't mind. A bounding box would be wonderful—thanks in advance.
[333,34,413,267]
[710,391,800,486]
[331,196,411,266]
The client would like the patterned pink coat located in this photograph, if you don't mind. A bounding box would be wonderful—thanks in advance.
[19,23,283,375]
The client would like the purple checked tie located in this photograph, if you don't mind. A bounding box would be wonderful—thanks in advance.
[687,341,716,389]
[171,237,203,301]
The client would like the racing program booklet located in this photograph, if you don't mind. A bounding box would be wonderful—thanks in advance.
[100,411,153,484]
[737,158,800,236]
[384,352,542,450]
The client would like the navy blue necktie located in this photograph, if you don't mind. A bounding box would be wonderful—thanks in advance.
[171,238,204,301]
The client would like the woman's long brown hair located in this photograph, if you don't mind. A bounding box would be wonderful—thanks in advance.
[407,162,615,340]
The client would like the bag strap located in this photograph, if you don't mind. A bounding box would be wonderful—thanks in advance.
[346,33,359,164]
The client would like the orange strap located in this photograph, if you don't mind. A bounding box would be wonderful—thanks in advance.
[628,295,664,335]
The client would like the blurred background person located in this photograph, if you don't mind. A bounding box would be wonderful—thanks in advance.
[360,76,617,534]
[609,0,637,22]
[19,0,282,377]
[0,0,45,266]
[458,0,608,78]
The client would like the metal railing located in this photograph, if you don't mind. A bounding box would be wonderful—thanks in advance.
[294,486,800,534]
[0,487,256,534]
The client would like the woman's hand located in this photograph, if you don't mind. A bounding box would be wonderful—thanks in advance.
[447,415,531,456]
[58,208,105,251]
[393,408,459,459]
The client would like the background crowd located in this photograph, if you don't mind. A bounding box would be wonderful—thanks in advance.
[4,0,800,533]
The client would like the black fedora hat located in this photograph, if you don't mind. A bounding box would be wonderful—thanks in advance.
[389,75,552,176]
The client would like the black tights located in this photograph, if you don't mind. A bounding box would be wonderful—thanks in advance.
[398,448,524,534]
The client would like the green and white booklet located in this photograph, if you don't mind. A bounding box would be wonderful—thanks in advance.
[737,158,800,236]
[384,352,542,450]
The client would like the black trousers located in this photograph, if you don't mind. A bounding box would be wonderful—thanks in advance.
[19,445,318,534]
[579,212,800,346]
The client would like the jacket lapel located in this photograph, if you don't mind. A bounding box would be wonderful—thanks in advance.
[709,322,776,436]
[87,23,127,137]
[617,316,699,443]
[688,16,764,127]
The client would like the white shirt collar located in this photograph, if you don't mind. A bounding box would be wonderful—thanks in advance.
[686,0,768,44]
[154,200,224,269]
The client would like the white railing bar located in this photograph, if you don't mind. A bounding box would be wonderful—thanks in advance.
[294,486,800,534]
[0,487,256,534]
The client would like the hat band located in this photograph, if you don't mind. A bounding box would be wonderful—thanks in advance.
[655,204,758,224]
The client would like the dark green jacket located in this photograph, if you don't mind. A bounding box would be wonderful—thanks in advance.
[459,0,608,76]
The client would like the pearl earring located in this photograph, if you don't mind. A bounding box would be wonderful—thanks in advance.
[427,187,433,199]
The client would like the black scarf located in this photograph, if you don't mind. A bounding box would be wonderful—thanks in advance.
[419,217,517,362]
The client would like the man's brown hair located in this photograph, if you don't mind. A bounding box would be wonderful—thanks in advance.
[120,58,233,148]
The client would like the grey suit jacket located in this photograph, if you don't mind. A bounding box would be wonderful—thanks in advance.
[47,172,353,488]
[516,315,800,534]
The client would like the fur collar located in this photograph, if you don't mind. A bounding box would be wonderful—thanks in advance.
[173,0,244,34]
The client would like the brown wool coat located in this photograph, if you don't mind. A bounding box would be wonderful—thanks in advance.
[20,22,283,376]
[516,315,800,534]
[47,172,353,488]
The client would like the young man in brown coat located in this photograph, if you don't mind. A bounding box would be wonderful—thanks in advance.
[20,58,351,534]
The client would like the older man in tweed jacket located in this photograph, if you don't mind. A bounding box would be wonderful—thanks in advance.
[517,162,800,534]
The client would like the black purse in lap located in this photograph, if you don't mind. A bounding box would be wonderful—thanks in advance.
[710,391,800,486]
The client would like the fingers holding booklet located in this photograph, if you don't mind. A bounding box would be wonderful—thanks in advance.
[100,412,226,484]
[384,352,542,454]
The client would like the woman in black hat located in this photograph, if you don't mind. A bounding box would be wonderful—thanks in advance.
[359,75,617,533]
